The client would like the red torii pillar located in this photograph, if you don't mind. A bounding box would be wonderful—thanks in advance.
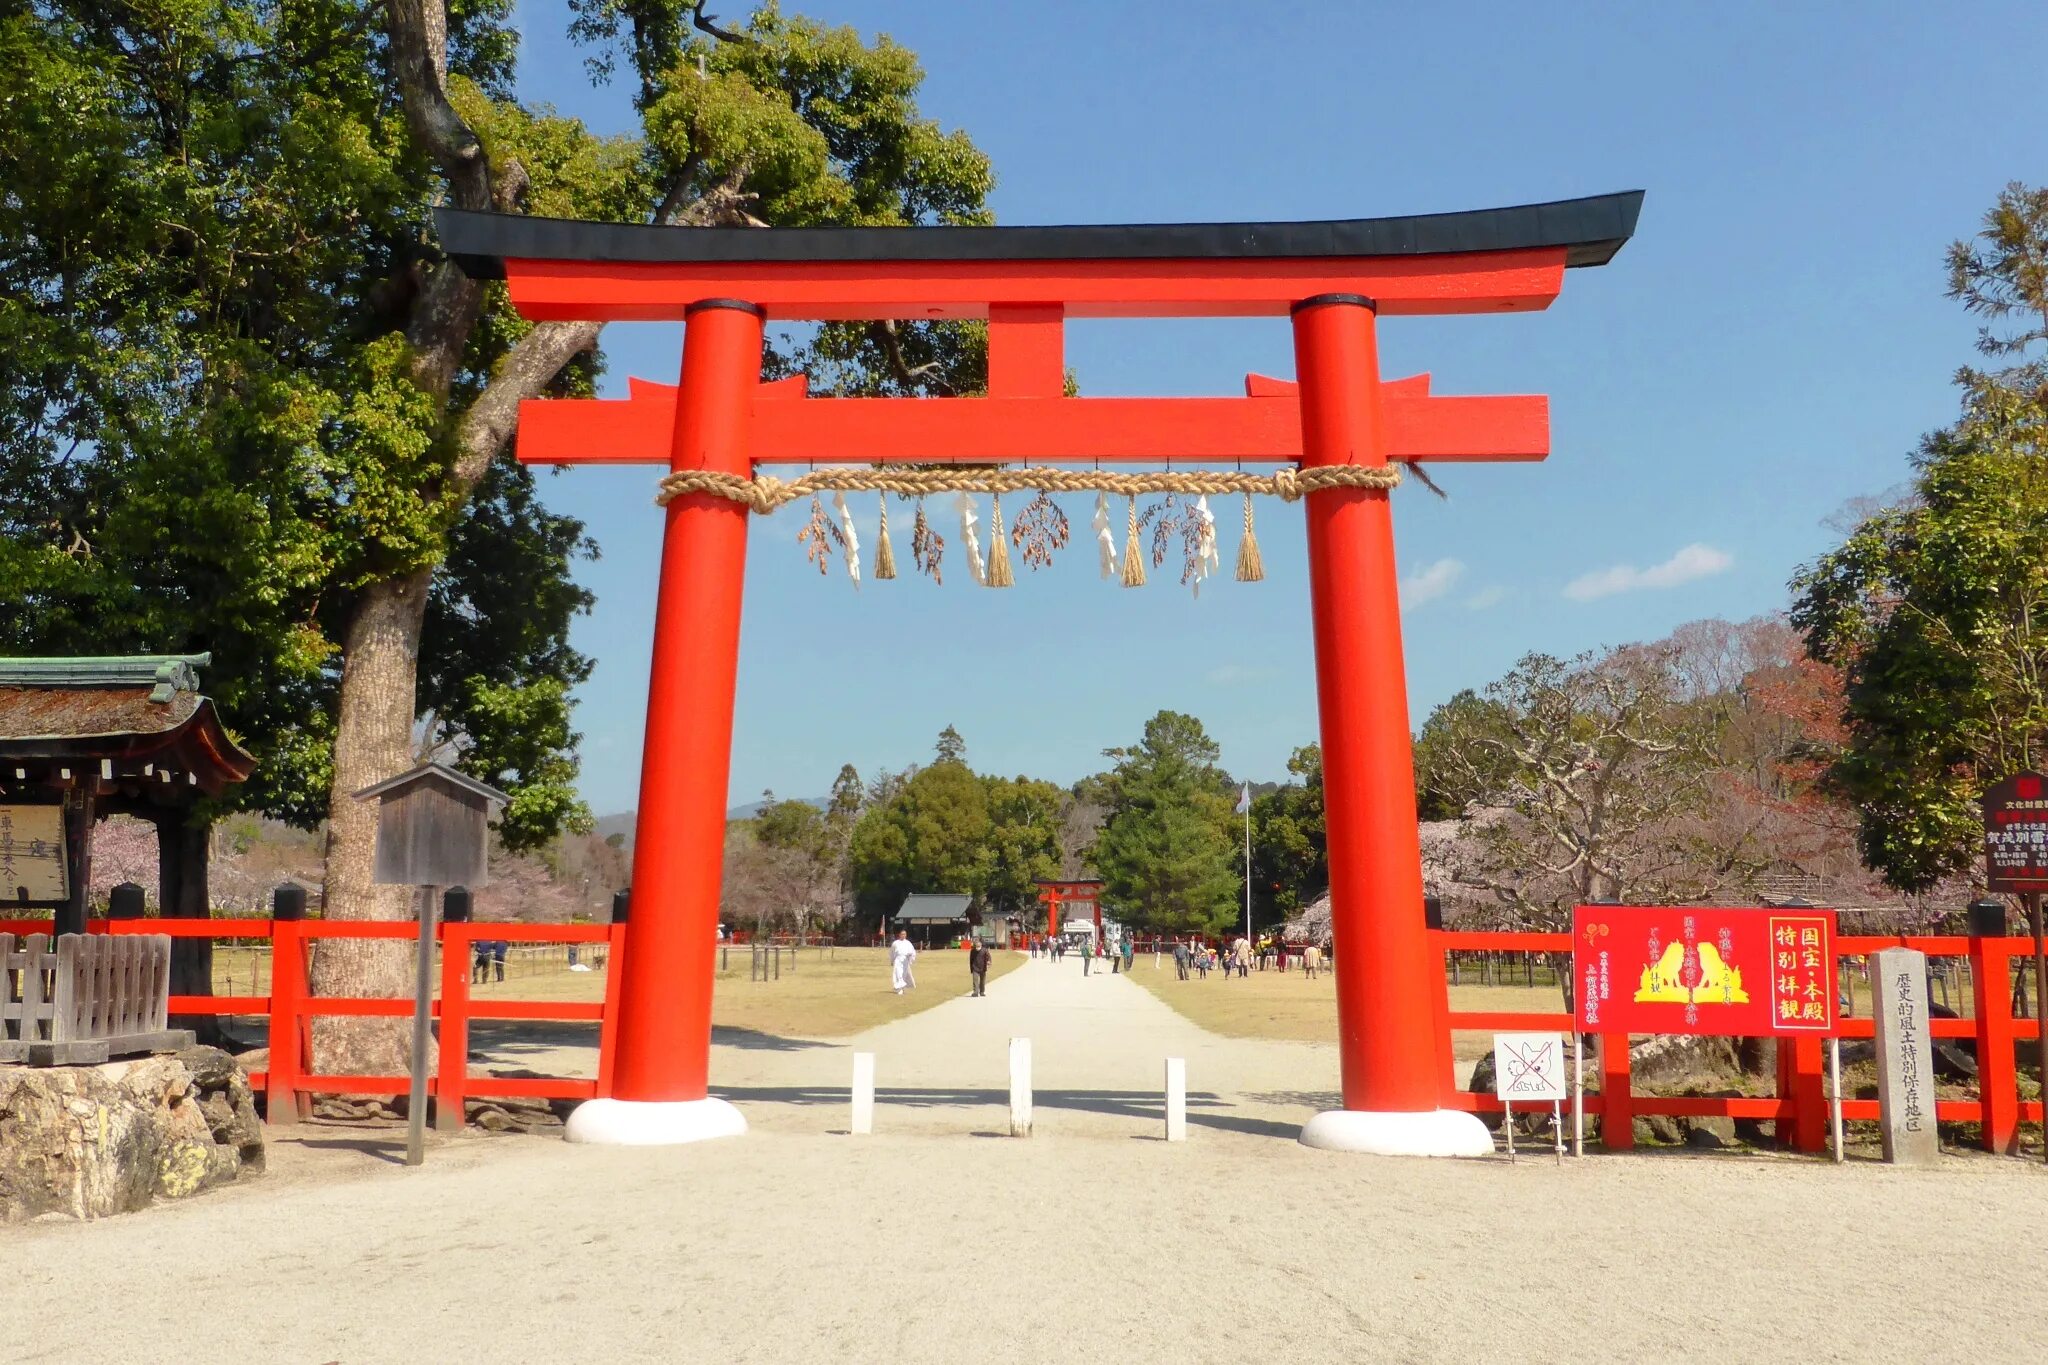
[441,193,1642,1153]
[1292,295,1457,1149]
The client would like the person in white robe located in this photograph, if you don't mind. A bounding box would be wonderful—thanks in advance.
[889,930,918,995]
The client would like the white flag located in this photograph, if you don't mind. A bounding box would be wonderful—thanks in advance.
[1235,782,1251,815]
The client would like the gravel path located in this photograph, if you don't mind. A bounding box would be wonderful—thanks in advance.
[16,955,2048,1364]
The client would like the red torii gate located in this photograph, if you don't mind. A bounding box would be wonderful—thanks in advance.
[1035,879,1104,943]
[438,192,1641,1155]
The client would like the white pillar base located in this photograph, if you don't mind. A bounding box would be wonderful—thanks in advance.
[564,1097,747,1146]
[1299,1108,1495,1157]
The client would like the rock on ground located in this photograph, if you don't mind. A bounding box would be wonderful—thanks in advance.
[0,1046,263,1224]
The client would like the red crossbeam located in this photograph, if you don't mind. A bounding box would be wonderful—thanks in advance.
[515,372,1546,467]
[501,249,1568,322]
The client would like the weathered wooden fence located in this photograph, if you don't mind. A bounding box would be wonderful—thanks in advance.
[0,931,185,1064]
[1,915,623,1129]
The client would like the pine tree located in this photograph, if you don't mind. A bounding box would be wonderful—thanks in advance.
[1090,712,1241,934]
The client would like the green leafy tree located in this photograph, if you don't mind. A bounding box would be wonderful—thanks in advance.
[2,0,994,1069]
[1794,184,2048,892]
[977,776,1066,920]
[1248,743,1325,925]
[1090,711,1241,934]
[849,758,989,931]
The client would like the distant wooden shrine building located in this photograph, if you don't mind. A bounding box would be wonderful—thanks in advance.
[892,892,972,947]
[0,655,255,1035]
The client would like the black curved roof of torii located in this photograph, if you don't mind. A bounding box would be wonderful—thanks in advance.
[436,190,1643,278]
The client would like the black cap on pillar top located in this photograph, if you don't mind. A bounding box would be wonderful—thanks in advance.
[108,883,146,920]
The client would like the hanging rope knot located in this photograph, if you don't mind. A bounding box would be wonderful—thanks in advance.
[1269,467,1302,502]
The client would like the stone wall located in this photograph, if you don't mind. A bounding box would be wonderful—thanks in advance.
[0,1046,263,1224]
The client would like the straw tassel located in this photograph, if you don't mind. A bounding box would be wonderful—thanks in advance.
[874,496,897,579]
[986,493,1014,587]
[1120,496,1146,587]
[1234,492,1264,582]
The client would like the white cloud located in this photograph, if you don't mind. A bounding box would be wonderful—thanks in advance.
[1399,558,1465,609]
[1465,585,1507,610]
[1563,543,1733,602]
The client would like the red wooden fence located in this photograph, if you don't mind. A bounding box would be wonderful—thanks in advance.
[4,917,2040,1154]
[0,916,622,1130]
[1430,930,2045,1155]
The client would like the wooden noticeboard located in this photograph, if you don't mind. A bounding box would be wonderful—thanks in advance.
[0,805,68,904]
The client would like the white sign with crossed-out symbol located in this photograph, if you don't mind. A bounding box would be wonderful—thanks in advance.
[1493,1032,1567,1101]
[1492,1031,1569,1163]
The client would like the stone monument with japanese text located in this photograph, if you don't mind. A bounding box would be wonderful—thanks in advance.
[1870,947,1940,1165]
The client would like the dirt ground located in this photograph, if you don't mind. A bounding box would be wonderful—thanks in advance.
[16,954,2048,1364]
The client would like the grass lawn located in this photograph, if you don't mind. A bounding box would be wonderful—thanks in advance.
[1132,954,2000,1057]
[1128,957,1578,1060]
[705,943,1022,1039]
[208,941,1023,1042]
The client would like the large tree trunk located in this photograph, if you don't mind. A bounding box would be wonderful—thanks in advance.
[311,567,434,1079]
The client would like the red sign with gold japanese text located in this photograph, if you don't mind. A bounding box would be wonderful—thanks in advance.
[1573,906,1836,1037]
[1984,771,2048,892]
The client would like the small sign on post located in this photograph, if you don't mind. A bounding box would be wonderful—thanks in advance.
[352,762,509,1167]
[1870,947,1940,1166]
[1493,1032,1568,1162]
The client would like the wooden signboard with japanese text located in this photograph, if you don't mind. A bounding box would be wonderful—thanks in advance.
[1984,771,2048,893]
[0,805,68,905]
[1573,905,1836,1037]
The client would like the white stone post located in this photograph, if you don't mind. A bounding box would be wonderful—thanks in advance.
[1164,1057,1187,1142]
[1009,1037,1032,1137]
[851,1051,875,1136]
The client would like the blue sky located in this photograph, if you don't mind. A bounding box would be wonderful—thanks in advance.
[508,0,2046,816]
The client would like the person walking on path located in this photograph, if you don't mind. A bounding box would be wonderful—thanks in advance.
[1122,936,1136,975]
[890,929,918,995]
[1173,938,1189,981]
[969,940,992,997]
[1081,938,1094,976]
[1110,937,1122,974]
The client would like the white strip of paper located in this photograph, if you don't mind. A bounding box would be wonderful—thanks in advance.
[1093,492,1115,579]
[1191,494,1219,598]
[833,491,861,591]
[957,492,986,586]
